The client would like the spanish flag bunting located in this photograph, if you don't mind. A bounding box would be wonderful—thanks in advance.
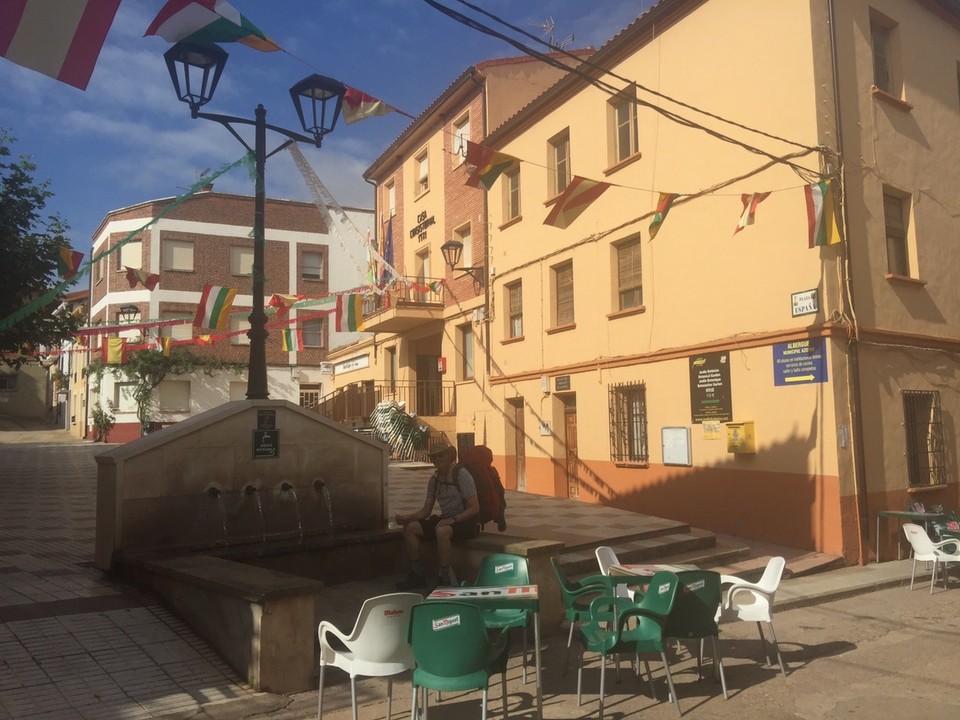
[102,337,126,365]
[734,192,771,235]
[335,294,365,332]
[58,247,84,280]
[268,293,304,318]
[342,86,396,124]
[125,266,160,290]
[648,193,679,240]
[805,179,842,247]
[464,141,517,190]
[543,176,612,229]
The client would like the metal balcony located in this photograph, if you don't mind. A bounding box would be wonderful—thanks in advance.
[361,277,445,333]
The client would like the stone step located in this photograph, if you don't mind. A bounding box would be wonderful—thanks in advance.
[560,527,718,576]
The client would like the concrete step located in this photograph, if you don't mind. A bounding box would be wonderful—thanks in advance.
[560,527,719,576]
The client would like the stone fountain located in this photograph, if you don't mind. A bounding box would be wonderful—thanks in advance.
[94,399,398,693]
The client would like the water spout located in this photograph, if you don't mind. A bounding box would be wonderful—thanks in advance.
[244,484,259,496]
[314,477,333,533]
[206,486,222,498]
[280,482,295,493]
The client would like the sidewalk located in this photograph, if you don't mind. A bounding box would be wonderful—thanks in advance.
[1,426,955,719]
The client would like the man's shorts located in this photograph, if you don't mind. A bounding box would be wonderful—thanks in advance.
[419,514,480,542]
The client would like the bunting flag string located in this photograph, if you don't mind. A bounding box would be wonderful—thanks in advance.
[145,0,281,52]
[280,327,303,352]
[0,153,253,333]
[58,248,84,279]
[543,176,612,229]
[125,267,161,290]
[464,141,518,190]
[648,193,679,240]
[193,285,238,330]
[805,179,842,247]
[734,192,771,235]
[335,294,365,332]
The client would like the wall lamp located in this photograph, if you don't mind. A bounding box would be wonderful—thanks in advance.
[440,239,484,284]
[118,304,140,324]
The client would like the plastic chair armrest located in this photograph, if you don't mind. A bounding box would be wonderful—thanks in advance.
[318,620,354,650]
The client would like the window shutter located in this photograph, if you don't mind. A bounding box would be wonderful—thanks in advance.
[556,264,574,325]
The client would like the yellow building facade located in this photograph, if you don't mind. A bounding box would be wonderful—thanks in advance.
[329,0,960,564]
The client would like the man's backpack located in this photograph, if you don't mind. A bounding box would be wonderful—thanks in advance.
[457,445,507,532]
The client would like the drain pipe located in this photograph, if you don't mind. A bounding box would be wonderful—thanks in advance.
[827,0,869,566]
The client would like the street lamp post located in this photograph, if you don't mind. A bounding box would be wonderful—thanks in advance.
[164,42,345,400]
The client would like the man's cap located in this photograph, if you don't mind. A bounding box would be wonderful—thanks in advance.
[428,442,455,459]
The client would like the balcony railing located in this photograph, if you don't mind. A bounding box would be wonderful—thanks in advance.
[362,276,445,319]
[304,381,457,426]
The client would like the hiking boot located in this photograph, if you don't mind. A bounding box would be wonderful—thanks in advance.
[395,572,426,591]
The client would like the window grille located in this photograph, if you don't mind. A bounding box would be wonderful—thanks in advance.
[609,381,648,463]
[902,390,946,486]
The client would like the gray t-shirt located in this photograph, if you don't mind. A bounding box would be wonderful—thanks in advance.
[426,466,476,519]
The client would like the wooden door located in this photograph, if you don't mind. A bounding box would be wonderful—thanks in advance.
[564,404,579,499]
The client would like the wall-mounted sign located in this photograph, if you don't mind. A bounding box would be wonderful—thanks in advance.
[253,430,279,459]
[555,375,571,391]
[791,289,819,317]
[773,337,828,386]
[257,409,276,431]
[409,211,436,242]
[662,426,692,466]
[689,351,732,424]
[334,354,370,374]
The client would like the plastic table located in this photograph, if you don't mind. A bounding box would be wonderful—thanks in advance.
[426,584,542,719]
[875,510,944,562]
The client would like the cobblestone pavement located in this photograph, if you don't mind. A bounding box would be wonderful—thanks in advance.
[2,423,959,719]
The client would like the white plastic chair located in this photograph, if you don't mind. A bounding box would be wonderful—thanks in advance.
[318,592,423,720]
[903,523,960,594]
[595,545,636,600]
[716,556,788,677]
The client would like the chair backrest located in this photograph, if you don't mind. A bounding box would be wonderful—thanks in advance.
[595,546,619,575]
[665,570,722,639]
[473,553,529,587]
[620,571,679,642]
[903,523,937,559]
[550,556,576,594]
[348,592,423,663]
[756,556,786,596]
[408,602,491,677]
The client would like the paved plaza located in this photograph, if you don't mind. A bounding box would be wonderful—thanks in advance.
[1,423,959,719]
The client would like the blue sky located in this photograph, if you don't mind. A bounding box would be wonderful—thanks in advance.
[0,0,649,268]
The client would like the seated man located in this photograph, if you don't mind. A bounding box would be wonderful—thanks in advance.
[395,442,480,589]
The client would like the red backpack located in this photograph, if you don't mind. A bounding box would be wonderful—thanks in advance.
[457,445,507,532]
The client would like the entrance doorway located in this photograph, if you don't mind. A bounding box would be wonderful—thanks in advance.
[562,395,578,499]
[415,354,441,415]
[507,397,526,491]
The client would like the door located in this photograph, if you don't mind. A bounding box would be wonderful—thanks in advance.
[564,397,579,499]
[508,398,526,492]
[416,354,441,415]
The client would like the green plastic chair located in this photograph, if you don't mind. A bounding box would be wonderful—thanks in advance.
[664,570,729,711]
[550,556,616,674]
[577,571,681,720]
[408,601,511,720]
[463,553,533,682]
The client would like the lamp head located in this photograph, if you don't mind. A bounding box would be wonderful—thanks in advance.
[440,239,464,270]
[289,74,346,146]
[118,304,139,324]
[164,42,228,116]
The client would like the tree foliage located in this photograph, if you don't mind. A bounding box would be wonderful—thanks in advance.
[0,131,82,367]
[85,347,246,426]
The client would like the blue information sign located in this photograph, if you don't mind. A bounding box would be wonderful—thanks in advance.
[773,338,827,386]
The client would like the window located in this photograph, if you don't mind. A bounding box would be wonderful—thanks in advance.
[870,10,899,96]
[883,191,910,276]
[162,239,194,271]
[548,129,571,197]
[454,223,472,268]
[616,237,643,310]
[415,151,429,195]
[301,250,324,281]
[415,250,431,302]
[159,380,190,413]
[386,181,396,217]
[503,164,520,222]
[229,316,250,345]
[609,88,639,164]
[119,240,142,271]
[114,382,137,413]
[460,324,474,380]
[902,390,946,486]
[231,246,253,276]
[159,312,192,340]
[301,317,325,348]
[453,115,470,164]
[0,374,17,392]
[506,282,523,338]
[553,261,574,326]
[609,381,648,463]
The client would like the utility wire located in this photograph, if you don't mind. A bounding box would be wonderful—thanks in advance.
[421,0,821,178]
[454,0,814,151]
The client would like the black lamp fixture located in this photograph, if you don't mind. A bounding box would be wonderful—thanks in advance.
[440,239,484,284]
[118,304,139,324]
[164,41,346,399]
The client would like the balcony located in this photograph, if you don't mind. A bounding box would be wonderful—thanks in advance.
[305,381,457,426]
[361,277,445,333]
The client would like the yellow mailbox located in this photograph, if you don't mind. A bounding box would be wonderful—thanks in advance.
[726,421,756,454]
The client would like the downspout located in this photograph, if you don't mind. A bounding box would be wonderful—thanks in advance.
[827,0,870,565]
[475,72,492,377]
